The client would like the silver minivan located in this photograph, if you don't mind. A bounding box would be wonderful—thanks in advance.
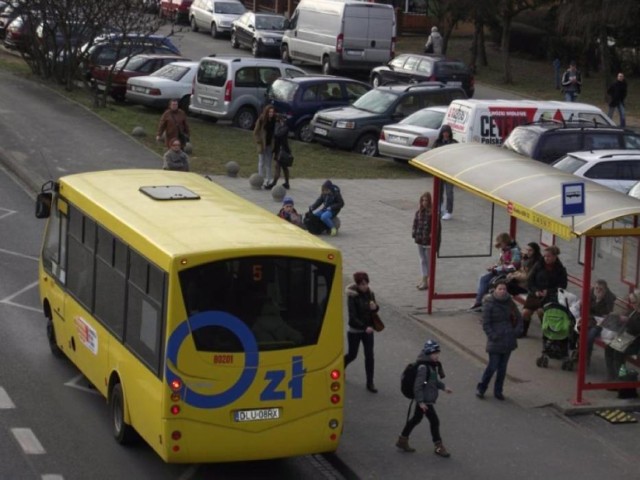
[190,56,306,129]
[189,0,245,38]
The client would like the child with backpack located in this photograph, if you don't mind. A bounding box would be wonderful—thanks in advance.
[396,340,452,457]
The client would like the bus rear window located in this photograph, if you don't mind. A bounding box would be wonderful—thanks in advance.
[179,256,335,352]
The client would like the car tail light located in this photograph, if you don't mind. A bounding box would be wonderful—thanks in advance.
[379,131,386,140]
[429,75,437,81]
[191,76,195,95]
[413,137,430,147]
[336,34,343,55]
[149,88,161,96]
[224,79,232,102]
[390,36,396,58]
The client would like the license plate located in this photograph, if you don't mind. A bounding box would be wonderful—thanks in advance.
[132,86,146,93]
[234,407,281,422]
[314,127,328,136]
[447,81,462,87]
[388,134,408,145]
[345,50,363,57]
[201,97,215,105]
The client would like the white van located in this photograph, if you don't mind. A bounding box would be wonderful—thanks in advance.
[280,0,395,75]
[444,99,615,145]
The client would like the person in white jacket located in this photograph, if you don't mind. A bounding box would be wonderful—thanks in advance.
[425,26,443,55]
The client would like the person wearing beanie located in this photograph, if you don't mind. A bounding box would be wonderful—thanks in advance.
[277,196,302,227]
[309,179,345,236]
[424,25,443,54]
[433,125,457,220]
[396,339,452,457]
[344,271,380,393]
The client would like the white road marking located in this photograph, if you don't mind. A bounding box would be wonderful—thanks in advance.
[42,475,64,480]
[11,428,46,454]
[0,280,41,313]
[64,374,101,396]
[0,247,39,261]
[178,465,200,480]
[0,387,16,409]
[0,207,16,221]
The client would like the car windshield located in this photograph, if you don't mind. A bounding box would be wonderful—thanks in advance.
[269,79,298,101]
[352,89,398,113]
[152,64,191,81]
[255,15,285,30]
[552,155,587,173]
[215,2,245,14]
[400,108,445,128]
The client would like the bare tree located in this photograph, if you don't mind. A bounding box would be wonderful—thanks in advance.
[468,0,494,73]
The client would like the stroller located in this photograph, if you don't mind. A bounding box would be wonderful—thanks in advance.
[536,301,578,370]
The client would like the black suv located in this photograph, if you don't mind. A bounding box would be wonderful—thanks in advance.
[310,83,466,156]
[370,53,474,98]
[503,122,640,164]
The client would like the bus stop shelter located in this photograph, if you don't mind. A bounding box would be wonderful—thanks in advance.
[410,143,640,404]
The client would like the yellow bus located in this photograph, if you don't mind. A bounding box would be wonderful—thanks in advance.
[35,170,343,463]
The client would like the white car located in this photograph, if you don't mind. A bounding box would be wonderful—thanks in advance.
[378,106,447,161]
[126,61,198,110]
[552,150,640,193]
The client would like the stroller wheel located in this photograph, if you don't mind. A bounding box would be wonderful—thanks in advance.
[542,356,549,368]
[536,357,543,368]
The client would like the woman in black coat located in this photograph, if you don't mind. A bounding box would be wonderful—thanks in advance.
[527,245,568,305]
[266,114,292,190]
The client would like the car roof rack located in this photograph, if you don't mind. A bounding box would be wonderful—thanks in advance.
[404,81,447,91]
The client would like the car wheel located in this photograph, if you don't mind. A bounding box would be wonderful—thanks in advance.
[252,40,260,57]
[296,121,314,143]
[281,45,290,63]
[110,383,136,444]
[178,95,190,112]
[233,106,257,130]
[371,74,381,88]
[354,133,379,157]
[321,56,333,75]
[210,23,218,38]
[191,16,198,32]
[231,32,239,48]
[393,157,408,163]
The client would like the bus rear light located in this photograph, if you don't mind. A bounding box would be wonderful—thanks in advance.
[172,445,180,452]
[180,258,188,265]
[171,430,182,440]
[327,253,335,260]
[171,393,181,402]
[330,433,337,441]
[170,379,183,391]
[330,394,340,404]
[170,405,181,415]
[328,419,339,429]
[330,369,341,380]
[330,381,340,392]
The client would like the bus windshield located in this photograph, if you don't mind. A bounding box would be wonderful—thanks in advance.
[179,256,335,352]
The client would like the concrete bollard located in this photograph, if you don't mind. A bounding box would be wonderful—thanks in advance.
[226,161,240,177]
[249,173,264,190]
[132,126,146,137]
[271,184,286,202]
[184,142,193,155]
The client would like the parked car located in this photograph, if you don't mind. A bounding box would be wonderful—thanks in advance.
[552,150,640,194]
[80,34,181,80]
[231,11,286,58]
[189,0,245,38]
[310,83,466,156]
[92,53,187,101]
[503,122,640,164]
[3,14,37,51]
[267,75,370,142]
[378,105,447,161]
[370,53,475,98]
[126,61,198,110]
[159,0,193,24]
[190,56,306,129]
[0,2,20,39]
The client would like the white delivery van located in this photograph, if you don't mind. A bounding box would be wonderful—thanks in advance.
[444,99,615,145]
[280,0,395,75]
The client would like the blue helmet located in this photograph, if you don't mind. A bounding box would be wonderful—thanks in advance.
[422,340,441,355]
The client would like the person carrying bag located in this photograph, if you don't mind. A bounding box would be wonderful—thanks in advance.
[265,114,293,190]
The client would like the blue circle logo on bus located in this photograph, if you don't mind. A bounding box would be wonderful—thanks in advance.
[166,311,259,408]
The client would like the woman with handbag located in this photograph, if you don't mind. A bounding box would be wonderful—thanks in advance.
[265,114,292,190]
[344,271,380,393]
[604,290,640,381]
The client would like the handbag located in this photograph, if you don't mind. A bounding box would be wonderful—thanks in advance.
[371,312,385,332]
[178,130,189,146]
[278,149,294,167]
[609,331,638,353]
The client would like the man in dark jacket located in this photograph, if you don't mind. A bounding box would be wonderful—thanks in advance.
[433,124,458,220]
[607,72,628,127]
[561,60,582,102]
[309,180,344,236]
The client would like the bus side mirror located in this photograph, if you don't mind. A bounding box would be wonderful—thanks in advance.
[35,192,52,218]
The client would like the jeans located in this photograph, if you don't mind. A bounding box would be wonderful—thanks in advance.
[258,146,273,183]
[314,208,335,229]
[587,325,602,360]
[564,91,578,102]
[478,351,511,395]
[438,181,454,214]
[475,271,495,304]
[608,104,626,127]
[417,245,431,277]
[401,402,441,444]
[344,330,375,386]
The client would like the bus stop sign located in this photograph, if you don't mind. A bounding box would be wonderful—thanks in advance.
[562,182,585,217]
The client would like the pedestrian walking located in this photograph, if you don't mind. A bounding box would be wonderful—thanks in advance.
[476,280,523,401]
[561,60,582,102]
[424,26,443,55]
[156,99,190,149]
[396,340,452,457]
[344,271,380,393]
[309,180,344,236]
[266,114,292,190]
[607,72,627,127]
[253,105,277,188]
[412,191,434,291]
[162,138,190,171]
[433,125,457,220]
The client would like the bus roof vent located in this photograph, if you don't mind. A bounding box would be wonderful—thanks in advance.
[139,185,200,201]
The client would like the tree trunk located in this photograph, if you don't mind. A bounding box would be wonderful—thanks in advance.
[479,26,488,67]
[599,28,611,101]
[469,22,479,73]
[501,16,513,84]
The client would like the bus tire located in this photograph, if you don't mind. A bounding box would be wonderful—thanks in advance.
[110,383,136,445]
[46,317,64,359]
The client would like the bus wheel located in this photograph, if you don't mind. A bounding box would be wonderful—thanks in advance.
[46,318,64,358]
[110,383,136,445]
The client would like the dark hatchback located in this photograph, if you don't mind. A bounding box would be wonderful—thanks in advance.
[370,53,474,98]
[231,11,286,58]
[503,122,640,164]
[267,75,371,142]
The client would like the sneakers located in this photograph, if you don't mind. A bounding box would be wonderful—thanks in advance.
[330,227,338,236]
[469,302,482,311]
[442,212,452,220]
[434,441,451,458]
[283,182,290,189]
[366,384,378,393]
[494,392,505,401]
[475,389,485,399]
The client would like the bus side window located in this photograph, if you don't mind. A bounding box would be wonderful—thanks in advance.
[42,196,67,283]
[66,206,96,310]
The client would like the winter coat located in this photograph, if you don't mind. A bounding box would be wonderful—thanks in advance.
[561,68,582,94]
[527,258,568,298]
[310,184,345,215]
[425,32,443,55]
[253,114,276,153]
[482,293,522,353]
[433,124,458,148]
[277,206,302,227]
[588,287,616,328]
[345,283,378,331]
[494,241,522,274]
[157,108,190,148]
[273,121,291,162]
[412,208,432,246]
[607,79,627,107]
[413,353,446,405]
[162,149,189,171]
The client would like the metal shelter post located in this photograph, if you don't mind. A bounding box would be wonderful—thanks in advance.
[574,235,593,405]
[427,177,442,314]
